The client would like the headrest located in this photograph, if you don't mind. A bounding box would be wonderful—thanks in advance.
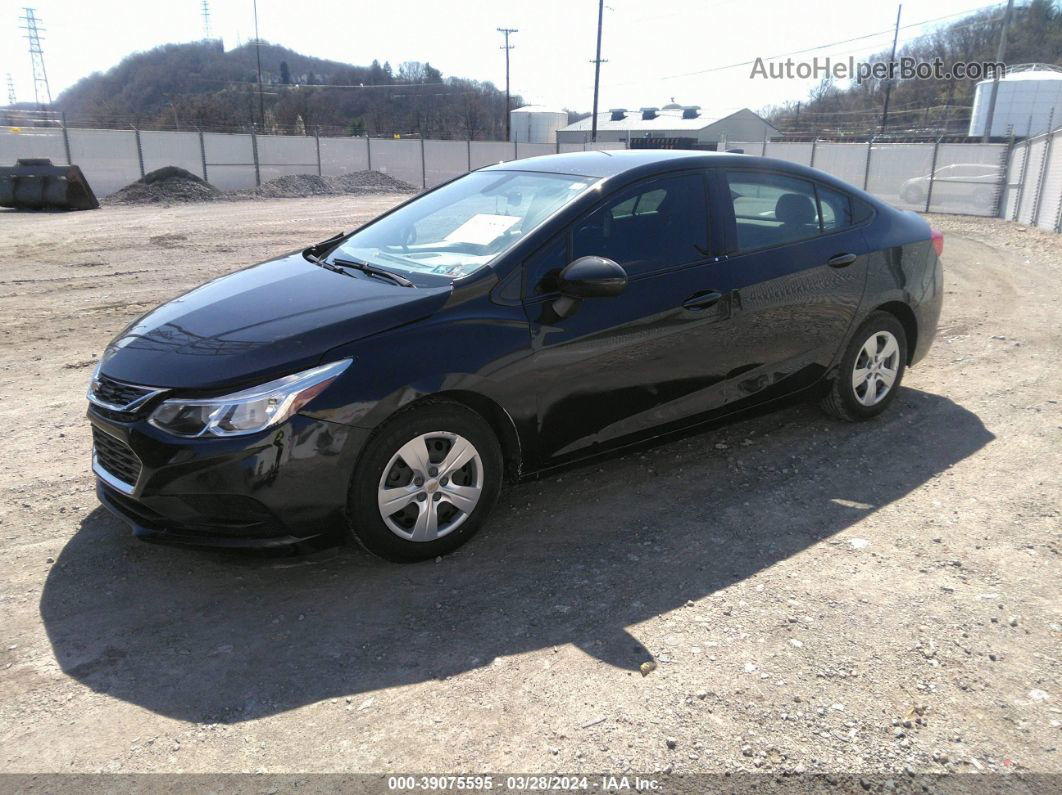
[775,193,816,225]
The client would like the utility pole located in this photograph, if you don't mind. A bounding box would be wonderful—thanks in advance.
[497,27,518,140]
[590,0,606,143]
[201,0,212,40]
[981,0,1014,142]
[18,7,52,109]
[879,3,902,134]
[6,73,16,106]
[253,0,266,128]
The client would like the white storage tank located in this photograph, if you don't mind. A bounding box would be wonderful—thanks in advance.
[969,64,1062,138]
[509,105,568,143]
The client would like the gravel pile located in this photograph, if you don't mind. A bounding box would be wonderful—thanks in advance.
[228,170,418,200]
[105,166,221,205]
[106,167,417,205]
[328,170,418,194]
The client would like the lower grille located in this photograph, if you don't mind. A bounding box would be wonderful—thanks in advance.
[92,426,143,491]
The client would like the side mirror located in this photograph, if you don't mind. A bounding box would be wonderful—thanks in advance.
[552,256,627,319]
[558,256,627,298]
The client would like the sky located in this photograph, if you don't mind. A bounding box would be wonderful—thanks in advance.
[2,0,1006,117]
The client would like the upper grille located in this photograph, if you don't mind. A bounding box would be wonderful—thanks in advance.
[87,374,166,414]
[92,426,143,491]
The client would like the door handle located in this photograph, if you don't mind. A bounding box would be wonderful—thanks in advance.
[682,290,724,311]
[827,253,858,268]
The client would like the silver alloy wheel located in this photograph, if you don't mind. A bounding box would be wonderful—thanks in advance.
[377,431,483,542]
[852,330,900,406]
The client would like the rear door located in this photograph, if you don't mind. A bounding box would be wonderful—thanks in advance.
[521,171,735,464]
[709,168,870,408]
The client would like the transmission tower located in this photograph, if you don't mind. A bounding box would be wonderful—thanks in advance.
[18,7,52,108]
[201,0,212,40]
[6,73,16,106]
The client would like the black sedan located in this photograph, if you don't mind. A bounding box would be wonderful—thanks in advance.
[87,150,943,561]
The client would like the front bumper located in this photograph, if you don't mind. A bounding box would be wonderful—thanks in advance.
[89,408,371,548]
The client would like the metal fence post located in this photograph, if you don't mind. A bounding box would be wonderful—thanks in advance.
[315,126,322,176]
[366,136,372,172]
[133,126,145,179]
[198,127,208,182]
[1013,136,1034,222]
[924,137,942,214]
[809,139,817,169]
[468,139,473,171]
[1054,133,1062,232]
[514,140,518,160]
[555,137,560,154]
[60,111,72,165]
[760,131,768,157]
[1030,109,1055,228]
[250,125,261,187]
[862,137,874,191]
[420,136,427,189]
[995,126,1015,219]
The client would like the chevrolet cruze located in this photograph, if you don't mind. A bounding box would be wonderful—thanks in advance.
[87,150,943,561]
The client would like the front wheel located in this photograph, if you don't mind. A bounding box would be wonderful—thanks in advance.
[347,402,503,562]
[820,311,908,422]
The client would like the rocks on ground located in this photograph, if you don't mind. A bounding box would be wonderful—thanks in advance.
[105,168,417,206]
[104,166,221,205]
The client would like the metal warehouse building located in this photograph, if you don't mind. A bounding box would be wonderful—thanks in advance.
[556,102,779,146]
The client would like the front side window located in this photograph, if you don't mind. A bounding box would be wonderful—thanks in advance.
[726,171,822,251]
[571,174,708,277]
[331,170,596,281]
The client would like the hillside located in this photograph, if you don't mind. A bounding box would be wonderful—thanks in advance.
[52,40,518,139]
[766,0,1062,137]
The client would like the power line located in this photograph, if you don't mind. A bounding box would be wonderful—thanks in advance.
[6,73,16,105]
[497,27,518,140]
[18,7,52,108]
[609,1,1006,88]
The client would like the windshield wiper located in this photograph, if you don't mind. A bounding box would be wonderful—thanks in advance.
[305,252,353,277]
[332,257,415,288]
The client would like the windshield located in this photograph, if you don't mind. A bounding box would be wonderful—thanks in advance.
[330,170,596,280]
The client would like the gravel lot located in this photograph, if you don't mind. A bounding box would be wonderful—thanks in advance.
[0,198,1059,777]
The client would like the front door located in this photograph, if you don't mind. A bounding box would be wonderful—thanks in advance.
[521,171,736,465]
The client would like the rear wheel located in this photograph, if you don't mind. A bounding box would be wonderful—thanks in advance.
[347,403,503,562]
[821,311,907,422]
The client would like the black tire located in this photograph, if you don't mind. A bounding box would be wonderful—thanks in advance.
[347,402,503,562]
[820,311,908,422]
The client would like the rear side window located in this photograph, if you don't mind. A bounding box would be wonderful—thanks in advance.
[726,171,821,251]
[816,185,852,233]
[572,173,709,276]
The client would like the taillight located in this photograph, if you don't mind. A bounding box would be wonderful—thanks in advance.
[930,227,944,257]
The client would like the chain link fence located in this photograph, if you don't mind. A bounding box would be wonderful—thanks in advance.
[1,123,1060,233]
[0,126,625,197]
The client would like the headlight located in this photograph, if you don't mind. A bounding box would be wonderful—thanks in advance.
[148,359,352,438]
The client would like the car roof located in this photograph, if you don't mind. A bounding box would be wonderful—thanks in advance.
[480,149,728,178]
[481,149,884,205]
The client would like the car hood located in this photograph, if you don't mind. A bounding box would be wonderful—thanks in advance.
[100,252,452,391]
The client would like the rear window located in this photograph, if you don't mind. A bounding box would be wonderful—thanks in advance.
[726,171,821,250]
[816,185,853,233]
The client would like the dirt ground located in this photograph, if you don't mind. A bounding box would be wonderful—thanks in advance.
[0,198,1059,777]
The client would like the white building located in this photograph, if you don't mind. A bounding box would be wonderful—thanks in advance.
[556,102,779,146]
[509,106,568,143]
[968,64,1062,138]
